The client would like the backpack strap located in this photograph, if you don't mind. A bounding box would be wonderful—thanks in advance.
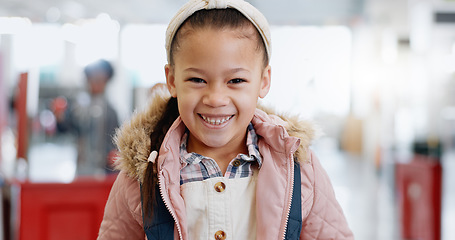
[140,184,175,240]
[284,161,303,239]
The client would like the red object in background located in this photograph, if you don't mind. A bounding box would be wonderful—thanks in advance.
[395,155,442,240]
[50,96,68,121]
[107,149,118,168]
[51,96,67,113]
[15,72,28,160]
[15,174,117,240]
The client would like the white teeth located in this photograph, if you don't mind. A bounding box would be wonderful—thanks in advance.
[201,115,232,125]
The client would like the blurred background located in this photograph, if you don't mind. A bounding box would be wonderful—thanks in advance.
[0,0,454,239]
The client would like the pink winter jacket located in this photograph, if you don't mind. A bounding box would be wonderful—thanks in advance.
[97,92,354,240]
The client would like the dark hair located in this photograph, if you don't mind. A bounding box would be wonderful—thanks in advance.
[84,59,114,81]
[142,97,179,221]
[169,8,268,67]
[142,8,268,221]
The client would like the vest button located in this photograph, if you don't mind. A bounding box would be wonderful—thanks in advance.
[214,230,226,240]
[214,182,226,192]
[232,159,241,167]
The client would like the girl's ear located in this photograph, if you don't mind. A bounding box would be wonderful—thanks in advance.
[165,64,177,98]
[259,65,271,99]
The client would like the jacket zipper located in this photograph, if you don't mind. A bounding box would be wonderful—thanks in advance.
[158,171,183,240]
[280,153,295,240]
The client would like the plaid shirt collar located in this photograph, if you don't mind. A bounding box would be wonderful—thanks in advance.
[179,123,262,184]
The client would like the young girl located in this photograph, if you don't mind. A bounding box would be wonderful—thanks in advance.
[98,0,354,239]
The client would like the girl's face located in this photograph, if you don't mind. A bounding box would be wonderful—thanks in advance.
[165,27,271,157]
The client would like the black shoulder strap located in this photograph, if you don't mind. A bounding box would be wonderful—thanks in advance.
[140,184,175,240]
[285,161,303,239]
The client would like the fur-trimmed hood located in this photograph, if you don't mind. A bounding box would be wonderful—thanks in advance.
[113,88,316,183]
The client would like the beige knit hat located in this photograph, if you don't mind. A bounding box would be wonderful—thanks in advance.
[165,0,271,63]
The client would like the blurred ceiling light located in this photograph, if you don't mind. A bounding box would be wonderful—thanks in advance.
[61,23,80,44]
[96,13,112,22]
[64,13,120,66]
[0,17,31,34]
[61,0,86,20]
[46,7,61,23]
[61,13,119,44]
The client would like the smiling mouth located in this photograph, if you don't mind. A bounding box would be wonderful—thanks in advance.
[200,114,234,125]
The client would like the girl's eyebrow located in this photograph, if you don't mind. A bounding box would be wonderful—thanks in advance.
[228,68,250,74]
[183,68,205,74]
[183,67,250,74]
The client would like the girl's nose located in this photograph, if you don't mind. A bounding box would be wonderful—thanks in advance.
[202,86,229,107]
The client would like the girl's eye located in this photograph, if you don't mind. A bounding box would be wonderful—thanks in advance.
[228,78,246,84]
[188,78,206,83]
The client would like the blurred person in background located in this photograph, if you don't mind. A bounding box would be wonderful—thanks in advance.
[53,59,119,175]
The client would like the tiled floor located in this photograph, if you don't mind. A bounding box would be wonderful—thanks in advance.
[313,138,454,240]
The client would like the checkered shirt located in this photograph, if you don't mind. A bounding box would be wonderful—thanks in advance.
[179,123,262,185]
